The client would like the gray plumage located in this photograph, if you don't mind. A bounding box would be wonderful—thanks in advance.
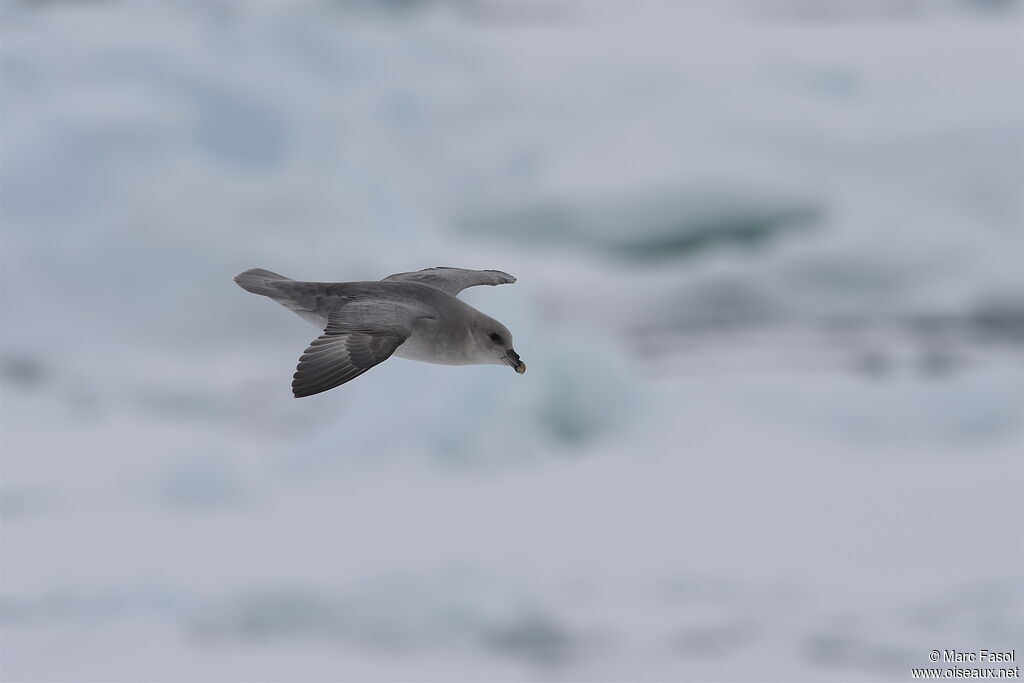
[234,267,526,397]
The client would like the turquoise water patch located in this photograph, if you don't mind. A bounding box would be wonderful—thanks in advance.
[457,189,823,263]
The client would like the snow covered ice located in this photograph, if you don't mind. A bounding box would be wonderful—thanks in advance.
[1,1,1022,680]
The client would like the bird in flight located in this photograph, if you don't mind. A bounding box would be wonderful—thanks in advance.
[234,266,526,397]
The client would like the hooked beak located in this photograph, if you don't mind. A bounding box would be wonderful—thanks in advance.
[504,348,527,374]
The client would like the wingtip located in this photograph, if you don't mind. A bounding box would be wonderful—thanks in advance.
[426,267,515,283]
[484,269,516,284]
[291,373,313,398]
[234,268,291,296]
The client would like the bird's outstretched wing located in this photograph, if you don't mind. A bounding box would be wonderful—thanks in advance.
[291,300,427,397]
[382,267,516,297]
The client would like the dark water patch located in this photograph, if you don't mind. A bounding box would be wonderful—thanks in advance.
[190,589,348,644]
[483,610,578,669]
[631,291,1024,380]
[457,189,823,264]
[963,298,1024,346]
[603,203,821,262]
[1,354,48,389]
[190,581,589,670]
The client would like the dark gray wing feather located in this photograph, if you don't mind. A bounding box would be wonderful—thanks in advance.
[292,330,406,397]
[291,300,424,398]
[382,267,515,297]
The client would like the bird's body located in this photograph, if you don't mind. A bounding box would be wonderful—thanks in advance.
[234,267,525,397]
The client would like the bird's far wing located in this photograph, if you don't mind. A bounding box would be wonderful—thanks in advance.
[382,267,516,297]
[291,300,421,398]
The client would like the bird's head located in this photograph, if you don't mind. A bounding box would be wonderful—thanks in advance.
[472,318,526,374]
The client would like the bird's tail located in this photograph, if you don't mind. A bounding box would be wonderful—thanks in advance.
[233,268,293,297]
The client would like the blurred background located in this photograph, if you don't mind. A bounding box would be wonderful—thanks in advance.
[1,0,1022,680]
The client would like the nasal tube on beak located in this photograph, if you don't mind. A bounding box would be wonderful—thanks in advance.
[505,349,527,374]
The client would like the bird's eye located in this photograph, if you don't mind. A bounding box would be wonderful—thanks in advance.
[489,332,502,343]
